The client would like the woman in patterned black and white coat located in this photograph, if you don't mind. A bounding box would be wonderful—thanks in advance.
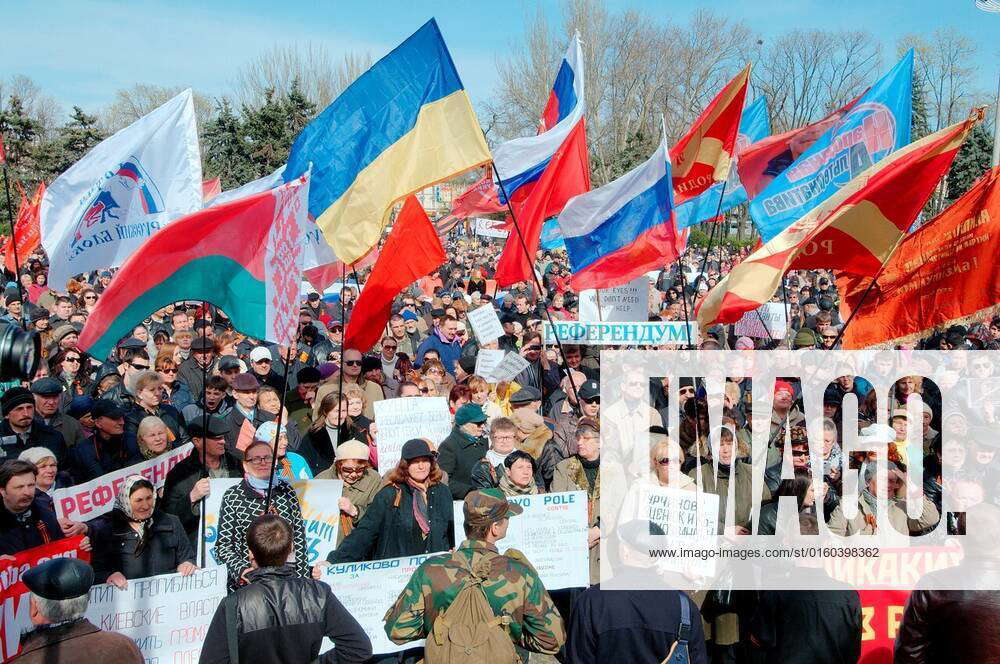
[215,440,309,592]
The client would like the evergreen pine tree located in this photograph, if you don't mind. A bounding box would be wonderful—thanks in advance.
[946,122,994,203]
[202,98,255,189]
[911,68,931,140]
[242,89,292,178]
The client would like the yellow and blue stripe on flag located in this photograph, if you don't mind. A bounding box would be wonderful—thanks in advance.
[284,19,491,263]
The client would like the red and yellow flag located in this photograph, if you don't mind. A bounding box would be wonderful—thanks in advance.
[671,64,751,205]
[4,181,45,274]
[837,166,1000,348]
[696,112,982,330]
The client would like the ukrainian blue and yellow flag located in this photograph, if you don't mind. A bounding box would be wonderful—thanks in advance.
[284,19,491,263]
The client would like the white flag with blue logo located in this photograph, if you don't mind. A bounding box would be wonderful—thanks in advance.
[41,89,202,287]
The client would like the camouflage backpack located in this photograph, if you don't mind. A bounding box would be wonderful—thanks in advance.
[424,550,519,664]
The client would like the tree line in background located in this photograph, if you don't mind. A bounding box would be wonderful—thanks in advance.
[0,2,993,237]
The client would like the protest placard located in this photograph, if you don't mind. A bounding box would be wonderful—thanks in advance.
[579,275,649,322]
[467,303,504,343]
[54,443,193,520]
[616,484,719,577]
[201,479,343,567]
[734,302,787,340]
[473,217,508,238]
[374,397,452,471]
[543,321,696,346]
[452,491,589,589]
[319,552,442,654]
[489,352,531,382]
[474,348,505,381]
[0,537,90,660]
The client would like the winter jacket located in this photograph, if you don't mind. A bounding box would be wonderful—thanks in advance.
[414,330,462,376]
[0,420,68,466]
[176,355,216,400]
[66,432,142,484]
[10,618,143,664]
[160,452,242,549]
[221,406,275,458]
[215,480,310,592]
[124,402,187,445]
[198,565,372,664]
[88,510,196,583]
[0,494,64,556]
[329,481,454,563]
[436,427,487,500]
[298,424,366,476]
[37,412,87,450]
[314,466,382,545]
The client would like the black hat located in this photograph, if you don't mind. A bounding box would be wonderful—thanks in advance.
[188,415,230,438]
[458,355,477,375]
[577,380,600,401]
[818,297,835,312]
[360,355,382,374]
[431,308,445,318]
[29,308,50,322]
[678,377,695,390]
[823,386,841,404]
[3,287,21,303]
[118,337,146,350]
[401,438,433,461]
[801,296,818,307]
[307,292,320,302]
[91,398,126,420]
[217,356,241,371]
[190,337,214,352]
[193,319,211,331]
[23,558,94,600]
[68,396,94,419]
[296,366,321,384]
[510,386,541,404]
[1,387,33,414]
[30,377,64,396]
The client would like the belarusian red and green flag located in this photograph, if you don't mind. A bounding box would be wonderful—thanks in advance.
[78,175,309,359]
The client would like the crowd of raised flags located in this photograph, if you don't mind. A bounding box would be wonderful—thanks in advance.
[8,17,980,353]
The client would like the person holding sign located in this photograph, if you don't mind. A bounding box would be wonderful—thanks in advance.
[552,418,602,585]
[384,489,565,660]
[216,441,309,592]
[88,475,197,588]
[321,438,453,565]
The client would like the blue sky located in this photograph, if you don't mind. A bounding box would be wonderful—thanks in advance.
[6,0,998,118]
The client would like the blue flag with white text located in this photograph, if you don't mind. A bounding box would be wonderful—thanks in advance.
[749,51,913,241]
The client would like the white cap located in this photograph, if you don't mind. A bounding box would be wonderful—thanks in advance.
[250,347,272,363]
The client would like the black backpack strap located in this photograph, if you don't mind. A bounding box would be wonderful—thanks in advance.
[677,593,692,643]
[224,593,240,664]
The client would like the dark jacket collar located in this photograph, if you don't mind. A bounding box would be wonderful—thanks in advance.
[246,564,297,583]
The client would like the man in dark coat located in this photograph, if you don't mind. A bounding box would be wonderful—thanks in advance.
[30,378,86,450]
[437,403,489,500]
[1,387,68,464]
[0,459,64,556]
[200,514,372,664]
[567,521,708,664]
[176,336,216,400]
[10,558,143,663]
[222,373,275,459]
[66,400,141,484]
[161,416,240,549]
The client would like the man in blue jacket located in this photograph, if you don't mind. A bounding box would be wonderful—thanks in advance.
[415,315,462,376]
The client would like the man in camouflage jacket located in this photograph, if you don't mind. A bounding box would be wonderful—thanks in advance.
[383,488,565,657]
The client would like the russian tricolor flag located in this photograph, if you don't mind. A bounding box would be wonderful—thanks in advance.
[491,34,585,202]
[558,118,677,291]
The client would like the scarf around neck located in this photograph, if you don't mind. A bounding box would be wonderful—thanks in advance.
[499,472,537,496]
[405,478,431,537]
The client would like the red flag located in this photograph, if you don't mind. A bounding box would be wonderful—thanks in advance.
[737,91,866,200]
[304,244,381,293]
[671,65,751,205]
[4,182,44,274]
[201,177,222,201]
[344,196,446,352]
[698,113,980,329]
[494,119,590,286]
[451,173,504,218]
[837,166,1000,348]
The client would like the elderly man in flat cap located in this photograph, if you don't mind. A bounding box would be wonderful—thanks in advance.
[10,558,143,662]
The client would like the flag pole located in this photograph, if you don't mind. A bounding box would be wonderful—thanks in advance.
[695,180,729,285]
[265,320,303,512]
[198,301,209,566]
[677,264,695,350]
[1,166,27,326]
[780,279,794,350]
[491,163,579,405]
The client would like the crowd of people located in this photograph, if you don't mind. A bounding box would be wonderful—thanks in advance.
[1,234,998,664]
